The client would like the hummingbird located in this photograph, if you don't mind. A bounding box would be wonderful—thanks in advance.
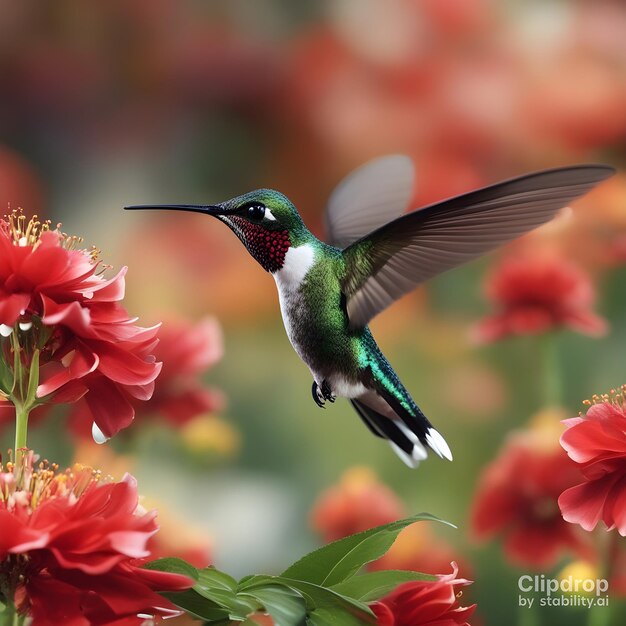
[126,156,614,467]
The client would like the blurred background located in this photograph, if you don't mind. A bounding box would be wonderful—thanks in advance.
[1,1,625,624]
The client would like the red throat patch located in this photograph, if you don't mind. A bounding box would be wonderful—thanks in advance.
[228,216,291,273]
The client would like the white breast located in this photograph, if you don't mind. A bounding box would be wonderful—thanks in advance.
[272,244,364,398]
[273,244,316,357]
[274,244,316,289]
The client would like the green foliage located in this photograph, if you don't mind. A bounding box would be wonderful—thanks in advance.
[150,514,450,626]
[281,513,450,586]
[143,557,199,581]
[330,570,435,602]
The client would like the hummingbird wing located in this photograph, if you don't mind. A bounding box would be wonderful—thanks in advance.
[341,165,615,330]
[325,155,415,249]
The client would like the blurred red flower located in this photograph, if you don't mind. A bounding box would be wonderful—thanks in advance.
[137,317,224,425]
[371,562,476,626]
[471,422,592,568]
[0,211,161,440]
[472,253,607,343]
[559,392,626,535]
[0,452,192,625]
[310,467,406,543]
[0,146,46,213]
[370,522,465,579]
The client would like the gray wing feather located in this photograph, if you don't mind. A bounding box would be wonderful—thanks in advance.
[342,165,615,329]
[325,154,415,248]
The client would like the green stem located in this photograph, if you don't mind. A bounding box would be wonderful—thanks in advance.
[12,347,39,464]
[0,603,17,626]
[14,404,30,463]
[540,333,562,407]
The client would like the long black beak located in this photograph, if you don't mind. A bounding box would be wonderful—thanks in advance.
[124,204,223,216]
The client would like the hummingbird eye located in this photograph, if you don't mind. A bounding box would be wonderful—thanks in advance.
[244,203,266,221]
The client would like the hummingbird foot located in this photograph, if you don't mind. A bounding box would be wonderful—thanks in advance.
[312,381,326,408]
[321,379,336,403]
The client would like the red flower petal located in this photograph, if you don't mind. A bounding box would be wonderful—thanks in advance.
[84,376,136,438]
[95,342,162,386]
[0,291,30,326]
[558,476,616,531]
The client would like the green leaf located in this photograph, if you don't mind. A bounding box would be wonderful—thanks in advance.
[239,585,307,626]
[196,567,239,592]
[162,589,229,621]
[194,567,258,620]
[143,557,199,581]
[306,606,375,626]
[330,570,436,602]
[240,575,375,624]
[281,513,451,587]
[25,349,39,406]
[0,343,13,394]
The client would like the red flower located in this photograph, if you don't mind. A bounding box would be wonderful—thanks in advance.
[145,317,223,425]
[371,562,476,626]
[0,211,161,440]
[559,392,626,535]
[310,467,406,543]
[471,422,592,568]
[69,316,224,436]
[0,452,193,624]
[472,253,607,343]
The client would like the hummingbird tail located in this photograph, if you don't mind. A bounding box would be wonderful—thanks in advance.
[373,384,453,463]
[351,399,429,468]
[351,377,453,467]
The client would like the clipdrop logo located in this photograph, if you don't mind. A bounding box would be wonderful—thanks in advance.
[518,574,609,610]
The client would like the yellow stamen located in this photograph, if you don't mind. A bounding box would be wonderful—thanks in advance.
[3,209,100,261]
[582,384,626,409]
[0,451,111,511]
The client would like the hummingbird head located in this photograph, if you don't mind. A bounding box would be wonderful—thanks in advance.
[126,189,310,273]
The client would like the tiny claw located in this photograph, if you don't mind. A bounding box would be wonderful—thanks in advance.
[321,379,335,402]
[312,381,326,409]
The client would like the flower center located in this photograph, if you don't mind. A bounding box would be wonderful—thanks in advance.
[0,451,107,512]
[582,385,626,411]
[4,211,54,247]
[531,497,559,521]
[3,209,100,260]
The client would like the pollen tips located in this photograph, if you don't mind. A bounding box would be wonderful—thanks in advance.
[426,428,453,461]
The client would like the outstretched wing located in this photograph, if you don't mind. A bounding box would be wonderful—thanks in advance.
[325,154,415,249]
[341,165,615,330]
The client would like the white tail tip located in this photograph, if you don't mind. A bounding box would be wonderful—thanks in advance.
[426,428,453,461]
[389,442,422,468]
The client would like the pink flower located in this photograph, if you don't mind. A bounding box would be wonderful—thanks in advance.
[0,451,193,624]
[0,211,161,440]
[371,562,476,626]
[472,427,592,568]
[472,254,607,343]
[559,392,626,535]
